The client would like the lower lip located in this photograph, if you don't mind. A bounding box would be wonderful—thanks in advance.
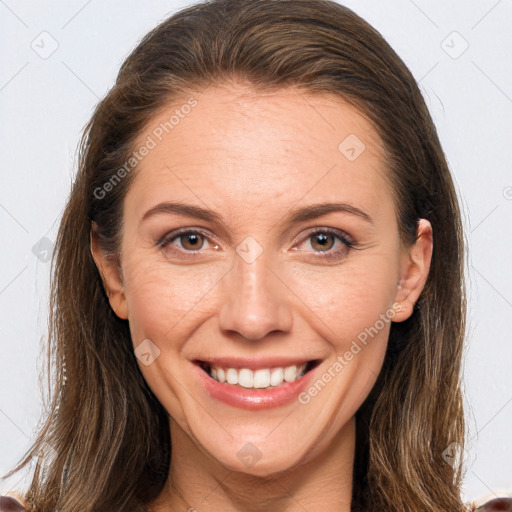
[193,363,318,410]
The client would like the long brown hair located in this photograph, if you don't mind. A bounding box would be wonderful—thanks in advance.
[4,1,472,510]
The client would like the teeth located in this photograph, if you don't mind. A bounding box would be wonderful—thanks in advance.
[206,363,308,389]
[226,368,238,385]
[253,369,270,388]
[270,367,283,387]
[284,365,297,383]
[238,369,253,388]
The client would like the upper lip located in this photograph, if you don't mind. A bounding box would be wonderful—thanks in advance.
[193,356,321,370]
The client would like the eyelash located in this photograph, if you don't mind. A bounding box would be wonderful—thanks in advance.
[156,227,355,261]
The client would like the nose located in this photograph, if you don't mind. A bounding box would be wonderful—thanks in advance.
[218,248,293,341]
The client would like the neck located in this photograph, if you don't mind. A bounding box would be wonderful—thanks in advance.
[148,416,356,512]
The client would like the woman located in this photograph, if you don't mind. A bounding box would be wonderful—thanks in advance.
[2,0,509,510]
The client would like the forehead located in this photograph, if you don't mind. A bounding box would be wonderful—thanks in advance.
[127,83,392,225]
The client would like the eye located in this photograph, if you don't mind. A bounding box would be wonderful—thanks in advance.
[157,228,219,257]
[293,228,354,261]
[157,227,355,261]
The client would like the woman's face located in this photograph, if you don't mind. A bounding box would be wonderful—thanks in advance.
[93,82,432,476]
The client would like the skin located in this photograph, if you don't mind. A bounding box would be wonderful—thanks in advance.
[91,81,433,512]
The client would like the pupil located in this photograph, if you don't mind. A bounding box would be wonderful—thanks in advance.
[184,233,201,249]
[313,233,332,251]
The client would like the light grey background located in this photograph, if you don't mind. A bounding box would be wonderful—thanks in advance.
[1,0,511,506]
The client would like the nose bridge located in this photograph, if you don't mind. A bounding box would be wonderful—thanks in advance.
[218,239,292,340]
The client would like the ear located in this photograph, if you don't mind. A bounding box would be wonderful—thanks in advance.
[392,218,433,322]
[90,222,129,320]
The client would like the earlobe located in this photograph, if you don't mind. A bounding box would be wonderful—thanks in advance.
[392,218,433,323]
[89,222,129,320]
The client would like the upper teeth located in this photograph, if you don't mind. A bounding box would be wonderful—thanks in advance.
[209,363,308,389]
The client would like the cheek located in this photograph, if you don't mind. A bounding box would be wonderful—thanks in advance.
[122,259,227,424]
[291,260,396,427]
[123,257,226,344]
[284,255,398,346]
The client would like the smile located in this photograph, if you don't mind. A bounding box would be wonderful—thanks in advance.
[193,359,321,410]
[197,361,319,389]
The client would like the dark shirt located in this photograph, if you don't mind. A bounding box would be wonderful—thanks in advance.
[0,496,26,512]
[476,498,512,511]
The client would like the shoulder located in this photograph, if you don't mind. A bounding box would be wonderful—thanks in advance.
[476,497,512,511]
[0,495,26,512]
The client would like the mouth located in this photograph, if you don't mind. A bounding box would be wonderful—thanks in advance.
[194,359,321,390]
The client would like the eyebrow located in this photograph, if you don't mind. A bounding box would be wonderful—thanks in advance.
[140,200,373,226]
